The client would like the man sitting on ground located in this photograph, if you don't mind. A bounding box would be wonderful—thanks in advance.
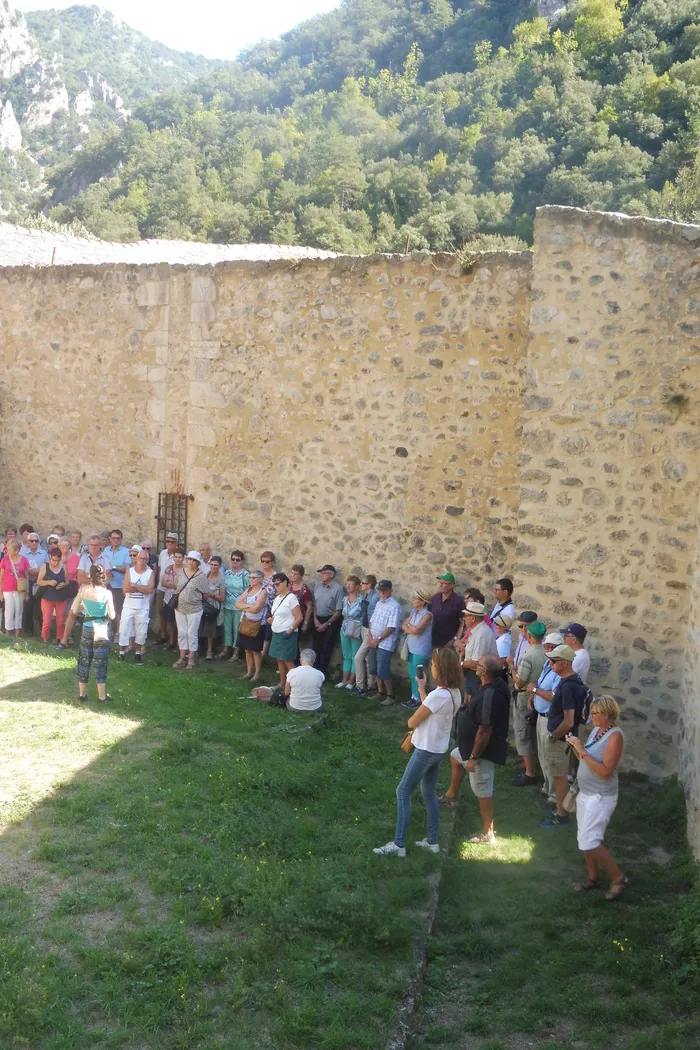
[439,653,510,844]
[285,649,325,713]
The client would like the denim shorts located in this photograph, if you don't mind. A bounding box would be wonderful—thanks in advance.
[375,647,392,680]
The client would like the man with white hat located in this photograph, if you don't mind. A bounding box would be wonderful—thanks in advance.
[527,632,564,805]
[538,644,589,829]
[118,545,155,663]
[460,601,498,697]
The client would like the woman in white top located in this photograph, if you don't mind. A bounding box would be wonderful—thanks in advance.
[374,648,463,857]
[118,546,155,662]
[268,572,303,687]
[493,612,512,663]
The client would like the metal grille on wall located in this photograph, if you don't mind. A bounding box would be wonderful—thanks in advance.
[156,471,193,552]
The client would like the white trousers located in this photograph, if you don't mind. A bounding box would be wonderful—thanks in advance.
[576,791,618,851]
[175,608,203,653]
[3,591,24,631]
[354,626,377,690]
[119,600,150,647]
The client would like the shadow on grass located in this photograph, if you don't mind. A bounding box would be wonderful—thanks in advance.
[0,642,464,1050]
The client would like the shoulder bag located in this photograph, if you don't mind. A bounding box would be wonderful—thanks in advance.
[10,558,27,594]
[238,588,264,637]
[172,570,196,612]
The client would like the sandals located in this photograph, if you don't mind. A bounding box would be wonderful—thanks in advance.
[187,659,196,670]
[573,879,600,892]
[605,876,630,902]
[438,794,460,809]
[173,658,186,669]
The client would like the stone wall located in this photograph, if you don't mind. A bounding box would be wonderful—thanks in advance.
[1,206,700,815]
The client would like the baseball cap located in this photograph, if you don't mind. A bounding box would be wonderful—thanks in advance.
[462,601,485,616]
[436,573,455,583]
[527,621,547,638]
[547,644,575,663]
[166,532,179,541]
[129,544,143,553]
[544,632,564,646]
[517,611,538,625]
[560,622,587,641]
[377,579,392,590]
[317,564,336,574]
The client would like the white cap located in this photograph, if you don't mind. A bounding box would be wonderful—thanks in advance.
[186,550,202,563]
[129,544,143,553]
[166,532,179,540]
[544,632,564,646]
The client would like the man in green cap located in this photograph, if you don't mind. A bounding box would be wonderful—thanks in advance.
[510,620,547,786]
[429,573,465,649]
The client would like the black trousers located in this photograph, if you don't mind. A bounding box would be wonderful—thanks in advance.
[311,616,342,675]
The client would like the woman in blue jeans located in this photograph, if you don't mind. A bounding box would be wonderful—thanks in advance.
[374,647,462,857]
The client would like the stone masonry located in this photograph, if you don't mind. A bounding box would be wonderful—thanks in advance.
[1,206,699,850]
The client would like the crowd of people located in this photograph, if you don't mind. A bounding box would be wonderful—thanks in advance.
[0,522,627,899]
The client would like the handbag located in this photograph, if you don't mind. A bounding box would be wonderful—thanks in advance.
[202,598,220,622]
[400,731,414,754]
[345,618,362,641]
[10,559,27,593]
[399,634,409,661]
[562,780,579,814]
[172,570,196,611]
[238,588,263,637]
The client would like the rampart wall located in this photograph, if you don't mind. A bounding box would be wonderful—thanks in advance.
[1,206,699,849]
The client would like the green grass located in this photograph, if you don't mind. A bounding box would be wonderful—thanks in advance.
[1,638,698,1049]
[0,639,442,1050]
[412,764,700,1050]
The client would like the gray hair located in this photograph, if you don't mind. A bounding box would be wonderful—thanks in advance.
[250,569,264,580]
[300,649,316,665]
[480,654,504,678]
[28,533,40,541]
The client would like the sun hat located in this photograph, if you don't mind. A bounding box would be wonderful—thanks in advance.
[463,601,485,616]
[493,613,513,630]
[186,550,202,563]
[414,587,433,604]
[547,644,576,663]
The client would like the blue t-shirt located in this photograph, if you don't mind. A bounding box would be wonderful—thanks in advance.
[534,662,561,715]
[101,545,131,589]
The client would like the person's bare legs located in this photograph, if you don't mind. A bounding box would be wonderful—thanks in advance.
[524,755,537,778]
[442,758,466,799]
[229,646,240,663]
[241,651,254,679]
[477,796,494,836]
[97,682,107,702]
[251,652,263,681]
[588,845,623,884]
[277,659,286,686]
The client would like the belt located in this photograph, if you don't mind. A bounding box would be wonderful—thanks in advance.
[538,712,548,717]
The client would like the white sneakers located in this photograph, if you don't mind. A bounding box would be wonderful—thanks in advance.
[345,682,354,690]
[335,680,344,688]
[373,839,440,856]
[373,841,406,857]
[415,839,440,854]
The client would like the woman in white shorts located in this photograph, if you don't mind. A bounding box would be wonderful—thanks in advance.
[565,695,629,901]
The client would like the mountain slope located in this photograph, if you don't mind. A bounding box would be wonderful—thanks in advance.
[42,0,700,250]
[0,1,223,214]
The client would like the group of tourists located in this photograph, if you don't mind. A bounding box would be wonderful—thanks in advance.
[0,522,628,899]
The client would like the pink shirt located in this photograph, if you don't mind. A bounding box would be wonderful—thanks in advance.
[1,555,29,592]
[63,552,80,582]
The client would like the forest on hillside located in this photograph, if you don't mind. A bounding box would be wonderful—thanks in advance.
[40,0,700,249]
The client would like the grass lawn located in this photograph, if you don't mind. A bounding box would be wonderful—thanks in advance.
[0,639,443,1050]
[413,763,700,1049]
[1,639,698,1050]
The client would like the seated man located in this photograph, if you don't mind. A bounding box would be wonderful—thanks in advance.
[285,648,325,712]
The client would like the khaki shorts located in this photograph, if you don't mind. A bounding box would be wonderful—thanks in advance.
[543,733,569,779]
[451,748,496,798]
[513,693,535,757]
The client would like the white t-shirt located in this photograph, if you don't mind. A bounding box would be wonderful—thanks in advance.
[123,566,153,607]
[286,665,324,711]
[271,592,300,633]
[496,632,512,659]
[411,687,460,754]
[573,648,590,683]
[158,549,174,592]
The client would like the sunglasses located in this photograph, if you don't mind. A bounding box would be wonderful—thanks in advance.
[261,559,273,564]
[231,556,242,561]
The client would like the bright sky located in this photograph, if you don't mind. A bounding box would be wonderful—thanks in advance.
[20,0,341,60]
